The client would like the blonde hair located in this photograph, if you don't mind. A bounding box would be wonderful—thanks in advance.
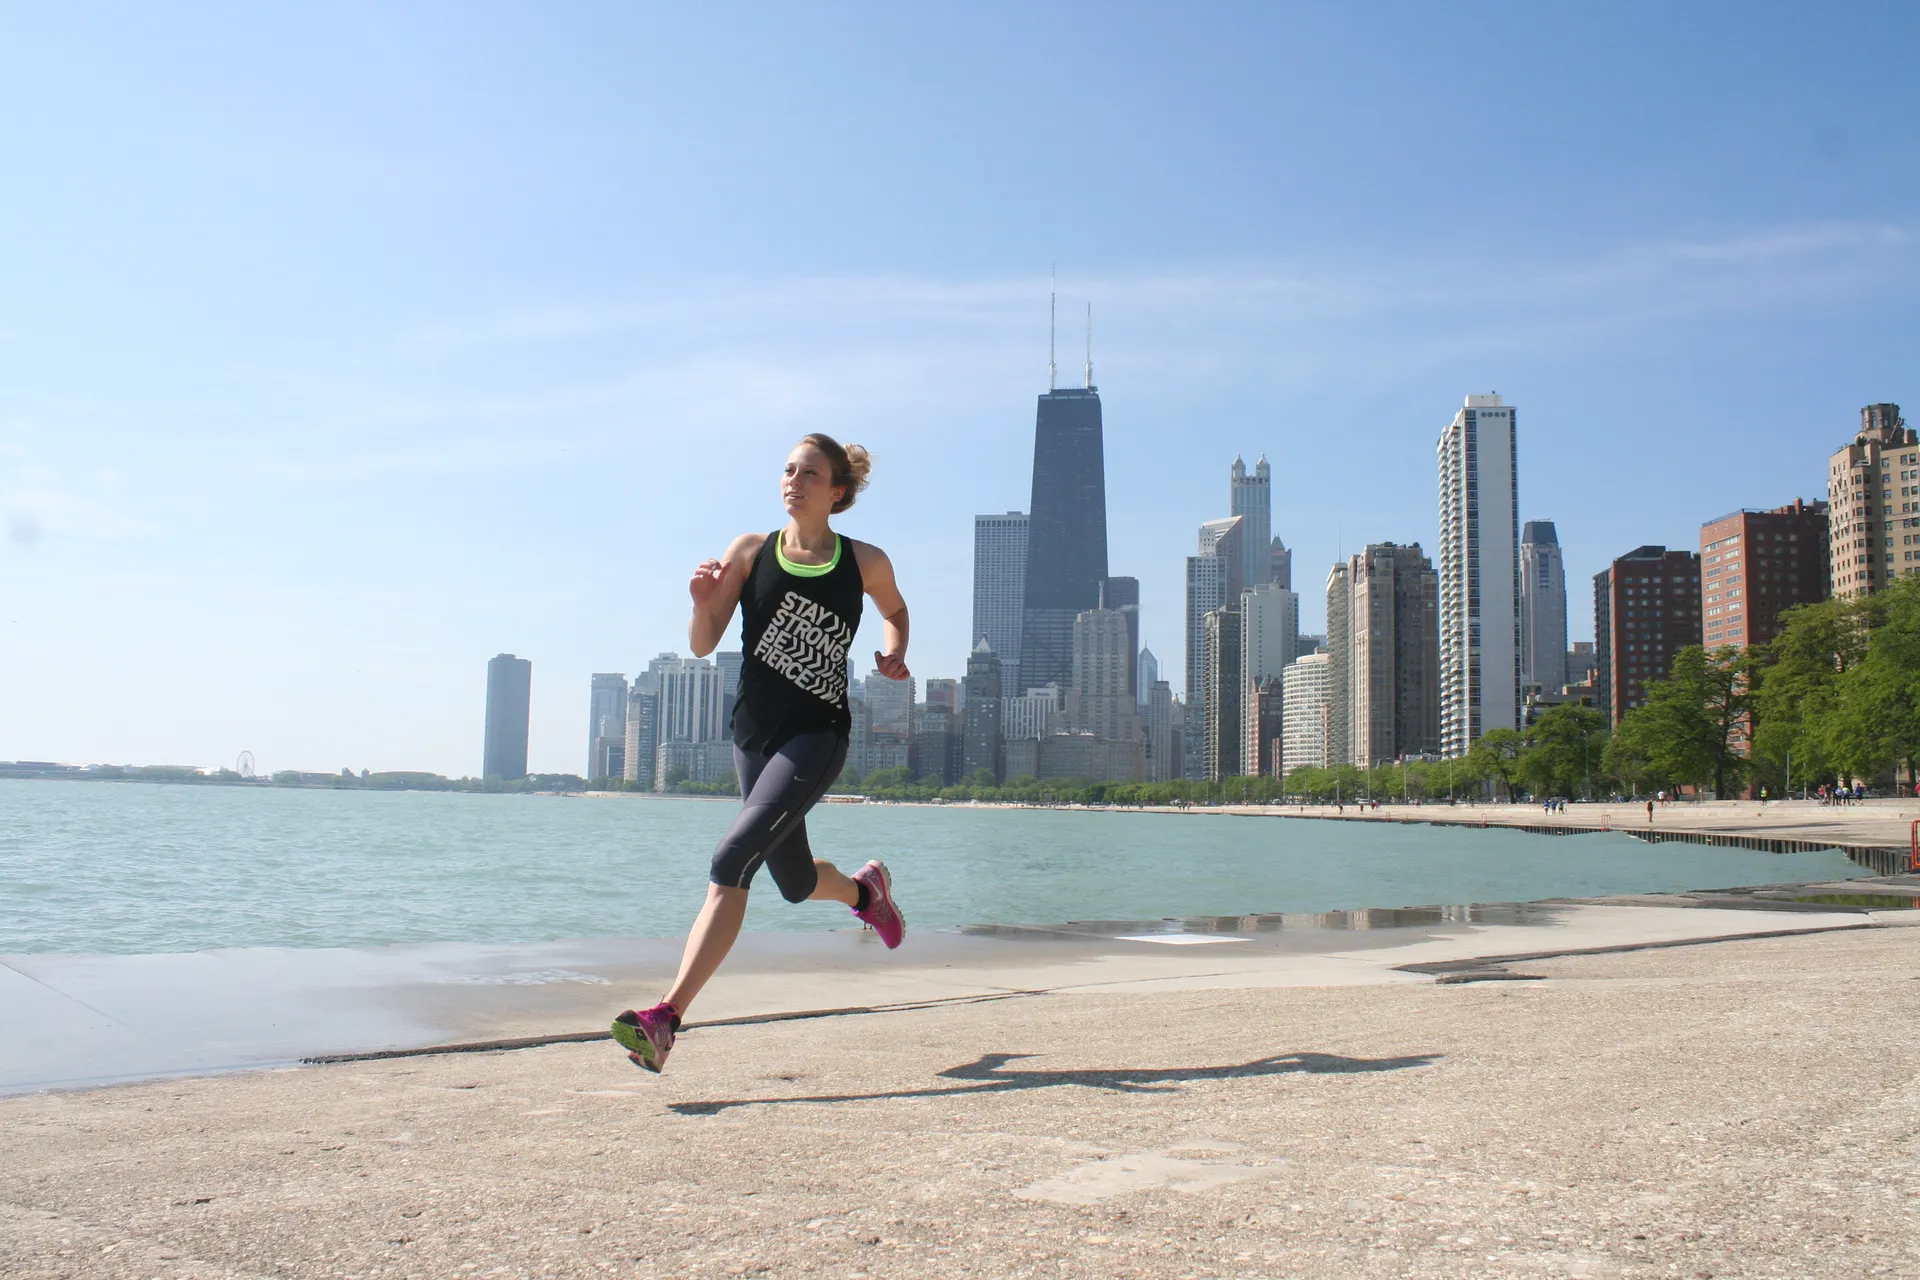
[800,433,872,513]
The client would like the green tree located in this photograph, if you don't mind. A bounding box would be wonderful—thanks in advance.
[1826,577,1920,787]
[1467,728,1526,798]
[1612,645,1752,798]
[1751,595,1863,792]
[1516,704,1609,800]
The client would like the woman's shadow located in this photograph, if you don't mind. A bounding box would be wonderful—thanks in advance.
[668,1049,1438,1116]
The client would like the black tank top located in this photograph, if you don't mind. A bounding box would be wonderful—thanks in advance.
[731,530,865,752]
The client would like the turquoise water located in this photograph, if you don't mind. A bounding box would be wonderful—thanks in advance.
[0,779,1867,955]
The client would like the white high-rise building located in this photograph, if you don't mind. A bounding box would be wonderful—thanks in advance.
[1438,393,1521,757]
[1067,606,1139,744]
[972,512,1029,694]
[1520,520,1568,694]
[1280,651,1333,774]
[1239,583,1298,775]
[1136,646,1159,707]
[1229,455,1272,593]
[651,655,726,745]
[1002,685,1061,741]
[1240,583,1299,685]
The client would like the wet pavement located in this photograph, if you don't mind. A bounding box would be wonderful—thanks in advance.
[6,881,1914,1095]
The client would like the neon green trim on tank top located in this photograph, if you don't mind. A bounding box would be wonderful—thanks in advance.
[775,532,841,578]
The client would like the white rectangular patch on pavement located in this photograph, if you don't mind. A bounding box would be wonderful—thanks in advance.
[1112,934,1252,946]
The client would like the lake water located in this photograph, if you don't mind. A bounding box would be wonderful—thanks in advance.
[0,779,1868,955]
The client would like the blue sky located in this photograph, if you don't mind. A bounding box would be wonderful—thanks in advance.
[3,3,1917,775]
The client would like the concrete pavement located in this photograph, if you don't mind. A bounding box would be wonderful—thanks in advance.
[4,918,1919,1279]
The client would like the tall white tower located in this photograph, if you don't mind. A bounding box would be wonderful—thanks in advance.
[1438,393,1521,756]
[972,511,1029,694]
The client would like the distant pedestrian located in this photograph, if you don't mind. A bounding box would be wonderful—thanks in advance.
[609,434,910,1076]
[1646,799,1655,825]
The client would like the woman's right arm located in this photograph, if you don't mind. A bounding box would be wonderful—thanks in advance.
[688,533,763,657]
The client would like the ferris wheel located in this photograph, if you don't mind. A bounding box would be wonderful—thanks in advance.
[236,751,257,779]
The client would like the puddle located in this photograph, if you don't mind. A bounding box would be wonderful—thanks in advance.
[1112,934,1251,946]
[966,902,1558,940]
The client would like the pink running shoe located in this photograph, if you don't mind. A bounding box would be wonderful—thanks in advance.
[851,860,905,948]
[610,1002,677,1074]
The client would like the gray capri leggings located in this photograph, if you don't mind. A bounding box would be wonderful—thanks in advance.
[709,731,849,903]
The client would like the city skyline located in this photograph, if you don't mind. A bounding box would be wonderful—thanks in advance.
[5,8,1918,774]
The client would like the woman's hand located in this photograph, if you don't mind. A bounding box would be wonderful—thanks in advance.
[689,558,729,607]
[688,536,757,657]
[874,648,911,681]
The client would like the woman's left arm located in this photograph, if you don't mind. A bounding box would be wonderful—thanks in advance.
[854,542,911,680]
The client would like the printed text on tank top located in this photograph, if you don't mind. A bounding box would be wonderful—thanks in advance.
[751,588,852,704]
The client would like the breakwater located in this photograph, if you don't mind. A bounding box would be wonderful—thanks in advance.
[1260,810,1915,877]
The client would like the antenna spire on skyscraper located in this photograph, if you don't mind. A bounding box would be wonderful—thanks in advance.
[1084,302,1093,389]
[1048,266,1057,392]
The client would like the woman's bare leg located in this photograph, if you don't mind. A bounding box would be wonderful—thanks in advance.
[808,859,860,906]
[663,884,749,1015]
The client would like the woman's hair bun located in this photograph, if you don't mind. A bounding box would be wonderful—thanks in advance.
[843,443,872,488]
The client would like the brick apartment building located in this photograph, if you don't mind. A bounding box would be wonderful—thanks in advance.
[1698,499,1831,651]
[1593,546,1703,727]
[1828,403,1920,601]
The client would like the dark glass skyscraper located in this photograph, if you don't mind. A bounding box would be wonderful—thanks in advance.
[1018,386,1108,693]
[484,653,532,781]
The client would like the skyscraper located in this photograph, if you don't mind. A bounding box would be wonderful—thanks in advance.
[1324,563,1352,768]
[1067,604,1140,746]
[1594,546,1704,726]
[1240,582,1299,774]
[961,641,1003,781]
[483,653,532,781]
[1520,520,1568,694]
[1699,499,1830,650]
[623,688,659,788]
[863,668,915,775]
[1347,543,1440,766]
[714,651,744,733]
[1280,651,1333,774]
[651,655,726,746]
[1269,537,1293,592]
[586,673,628,781]
[1136,647,1159,707]
[1828,403,1919,600]
[1145,680,1176,782]
[1202,607,1242,781]
[972,512,1029,692]
[1099,576,1140,697]
[924,678,960,714]
[1230,455,1272,593]
[1438,393,1521,757]
[1183,514,1245,777]
[1018,383,1108,694]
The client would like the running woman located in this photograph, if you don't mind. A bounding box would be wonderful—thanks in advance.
[610,434,910,1074]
